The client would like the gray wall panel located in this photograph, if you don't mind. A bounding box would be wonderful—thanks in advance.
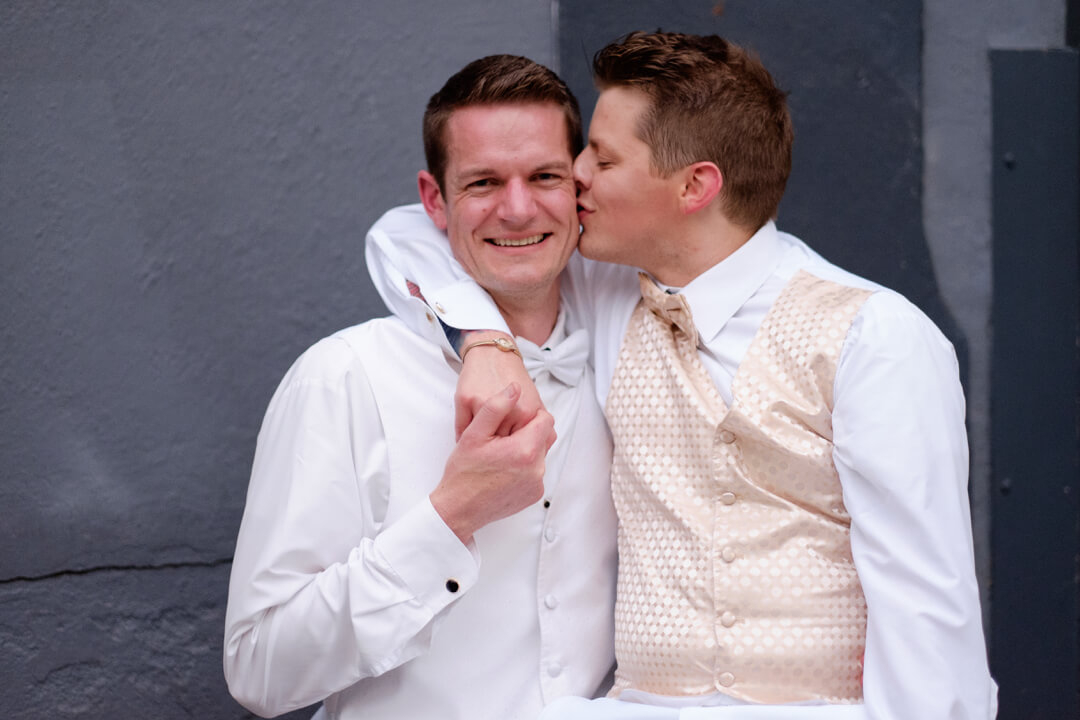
[1,1,553,716]
[1,0,552,579]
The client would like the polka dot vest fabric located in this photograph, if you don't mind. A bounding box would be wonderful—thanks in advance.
[605,270,872,703]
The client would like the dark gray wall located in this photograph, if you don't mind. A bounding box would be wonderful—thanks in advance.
[923,0,1066,623]
[989,47,1078,719]
[1,0,1072,717]
[1,2,553,717]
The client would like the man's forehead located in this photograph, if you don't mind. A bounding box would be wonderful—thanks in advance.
[443,102,574,176]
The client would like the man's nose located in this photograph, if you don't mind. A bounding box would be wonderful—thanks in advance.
[572,151,591,189]
[498,178,538,224]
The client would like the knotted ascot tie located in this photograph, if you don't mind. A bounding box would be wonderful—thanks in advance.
[517,327,590,387]
[606,269,871,704]
[634,271,725,417]
[637,271,700,348]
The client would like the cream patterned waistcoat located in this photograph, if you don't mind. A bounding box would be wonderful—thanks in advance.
[606,270,872,704]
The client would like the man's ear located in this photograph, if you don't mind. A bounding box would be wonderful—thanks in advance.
[679,161,723,215]
[417,170,449,230]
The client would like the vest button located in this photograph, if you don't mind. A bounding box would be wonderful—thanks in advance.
[721,546,737,563]
[718,429,736,444]
[718,672,735,687]
[720,492,736,505]
[721,611,736,627]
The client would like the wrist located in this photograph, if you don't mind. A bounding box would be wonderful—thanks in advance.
[429,487,477,545]
[455,329,514,359]
[461,336,521,362]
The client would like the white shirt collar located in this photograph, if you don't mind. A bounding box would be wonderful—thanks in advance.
[657,221,786,346]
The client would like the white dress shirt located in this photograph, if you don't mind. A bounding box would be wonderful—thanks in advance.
[224,309,618,720]
[364,204,998,720]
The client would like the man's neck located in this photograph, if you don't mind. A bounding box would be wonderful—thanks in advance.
[491,281,561,345]
[648,212,758,288]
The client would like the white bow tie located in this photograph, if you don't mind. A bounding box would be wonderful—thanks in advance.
[517,328,590,387]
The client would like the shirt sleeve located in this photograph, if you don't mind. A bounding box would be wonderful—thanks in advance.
[830,292,998,720]
[365,203,510,344]
[223,337,480,717]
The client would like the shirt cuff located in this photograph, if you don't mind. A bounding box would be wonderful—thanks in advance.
[426,280,510,336]
[373,497,480,614]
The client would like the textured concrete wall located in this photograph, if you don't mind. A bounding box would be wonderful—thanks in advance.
[2,0,1069,717]
[0,2,553,717]
[923,0,1066,622]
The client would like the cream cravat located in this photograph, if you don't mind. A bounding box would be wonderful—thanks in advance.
[637,271,699,347]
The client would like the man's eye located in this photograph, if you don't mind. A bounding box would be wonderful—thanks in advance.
[535,173,561,182]
[469,178,492,188]
[596,160,613,169]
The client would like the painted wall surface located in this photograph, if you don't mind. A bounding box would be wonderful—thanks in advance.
[923,0,1066,621]
[1,2,554,717]
[1,0,1070,717]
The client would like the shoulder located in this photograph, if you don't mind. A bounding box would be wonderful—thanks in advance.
[773,231,955,363]
[275,317,422,392]
[775,231,886,294]
[777,231,944,340]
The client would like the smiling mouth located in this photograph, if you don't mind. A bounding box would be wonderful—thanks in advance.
[488,233,547,247]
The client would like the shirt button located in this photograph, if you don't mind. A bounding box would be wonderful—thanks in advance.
[544,594,559,609]
[547,663,562,677]
[445,579,460,593]
[544,527,557,542]
[434,302,446,314]
[721,611,736,628]
[718,429,736,444]
[720,492,736,505]
[721,546,737,563]
[718,672,735,687]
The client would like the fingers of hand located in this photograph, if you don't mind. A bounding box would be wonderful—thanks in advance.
[461,383,520,440]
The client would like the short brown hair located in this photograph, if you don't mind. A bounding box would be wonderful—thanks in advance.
[593,31,792,230]
[423,55,583,191]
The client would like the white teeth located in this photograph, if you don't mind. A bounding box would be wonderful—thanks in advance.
[490,234,544,247]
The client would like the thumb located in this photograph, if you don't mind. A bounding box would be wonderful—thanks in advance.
[516,409,557,453]
[460,383,520,441]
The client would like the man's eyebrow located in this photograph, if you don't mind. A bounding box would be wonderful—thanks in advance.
[452,159,572,184]
[588,138,611,154]
[451,166,497,185]
[456,164,496,177]
[531,160,573,174]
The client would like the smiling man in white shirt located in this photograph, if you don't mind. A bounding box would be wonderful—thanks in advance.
[365,31,998,720]
[223,55,617,720]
